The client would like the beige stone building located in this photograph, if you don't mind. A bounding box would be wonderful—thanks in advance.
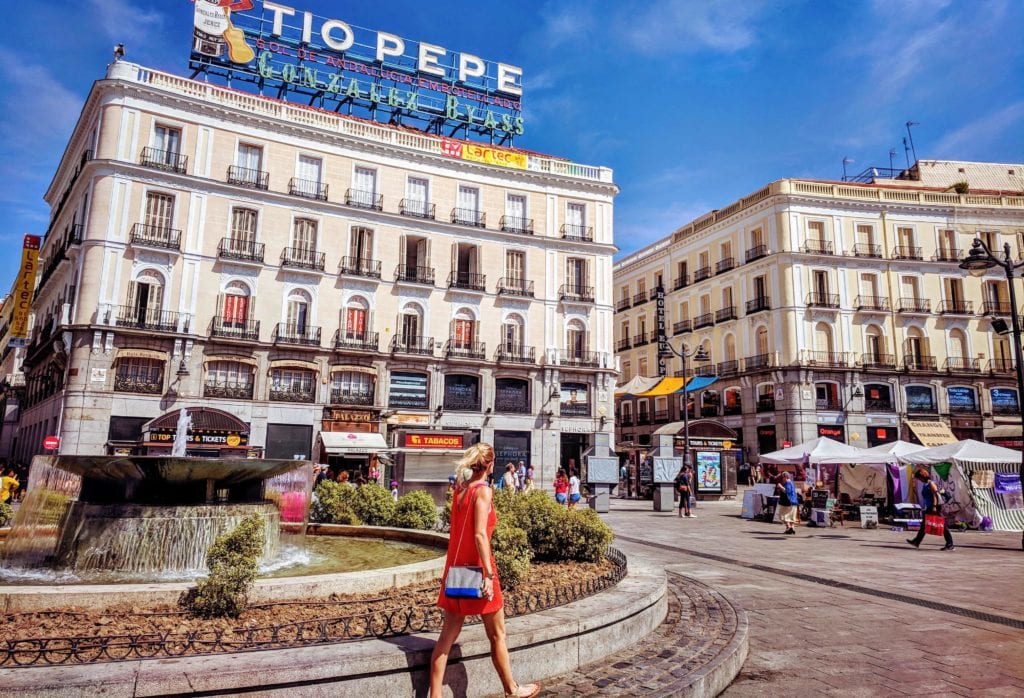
[16,59,618,491]
[614,161,1024,471]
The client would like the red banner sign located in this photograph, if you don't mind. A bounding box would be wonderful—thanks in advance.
[403,433,464,449]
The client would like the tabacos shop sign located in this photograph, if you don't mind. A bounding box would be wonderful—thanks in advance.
[191,0,524,141]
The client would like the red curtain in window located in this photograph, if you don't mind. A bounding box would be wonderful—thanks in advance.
[223,295,248,326]
[453,319,473,347]
[346,308,366,339]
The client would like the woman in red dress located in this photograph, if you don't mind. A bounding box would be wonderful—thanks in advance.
[429,443,541,698]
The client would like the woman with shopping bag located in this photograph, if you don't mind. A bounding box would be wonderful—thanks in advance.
[906,467,954,551]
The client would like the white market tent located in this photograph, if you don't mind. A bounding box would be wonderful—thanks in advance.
[759,436,896,465]
[900,439,1022,465]
[865,441,926,458]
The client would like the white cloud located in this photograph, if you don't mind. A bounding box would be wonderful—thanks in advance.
[623,0,770,55]
[537,3,595,47]
[88,0,166,45]
[0,52,81,149]
[932,101,1024,157]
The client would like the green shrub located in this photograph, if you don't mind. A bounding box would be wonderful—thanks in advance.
[508,490,566,561]
[391,490,439,530]
[191,514,265,618]
[555,508,614,562]
[0,502,12,527]
[351,483,396,526]
[311,480,361,525]
[491,518,531,590]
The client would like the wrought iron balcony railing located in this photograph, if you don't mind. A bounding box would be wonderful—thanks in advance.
[802,350,848,368]
[217,238,264,263]
[495,345,536,364]
[448,271,486,292]
[445,340,486,360]
[632,291,647,306]
[269,387,315,403]
[559,284,595,302]
[345,188,383,210]
[855,295,889,311]
[338,256,382,279]
[653,409,671,422]
[560,223,593,241]
[933,248,962,263]
[852,243,882,258]
[204,381,255,400]
[746,353,774,371]
[896,297,931,313]
[390,334,435,355]
[944,357,981,373]
[560,350,602,368]
[272,323,321,346]
[452,208,486,228]
[636,412,651,425]
[806,292,840,308]
[746,296,771,314]
[715,257,736,275]
[673,274,689,290]
[289,177,328,201]
[816,399,843,411]
[938,300,973,315]
[497,278,534,297]
[227,165,269,190]
[756,397,775,412]
[982,300,1013,316]
[140,147,187,174]
[694,363,717,377]
[395,264,435,285]
[209,317,260,341]
[892,245,923,260]
[904,355,937,372]
[802,239,833,254]
[633,332,650,347]
[673,319,692,335]
[745,245,768,263]
[443,393,482,412]
[616,338,631,351]
[717,360,739,377]
[861,353,896,370]
[114,376,163,395]
[618,413,634,426]
[500,215,534,234]
[130,223,181,250]
[865,399,895,412]
[333,330,379,352]
[115,305,184,333]
[693,313,714,329]
[715,306,738,323]
[330,388,374,406]
[989,358,1016,374]
[280,247,325,271]
[693,266,712,282]
[400,199,435,219]
[615,297,631,312]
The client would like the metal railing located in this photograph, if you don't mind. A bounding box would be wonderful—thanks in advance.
[113,376,163,394]
[204,381,255,400]
[345,188,383,210]
[746,353,774,371]
[452,208,486,228]
[693,313,714,329]
[400,199,435,219]
[114,305,183,332]
[715,257,736,274]
[560,223,593,241]
[989,358,1016,373]
[209,317,260,341]
[390,334,435,355]
[140,147,187,174]
[816,399,843,411]
[861,353,896,370]
[445,340,486,360]
[495,345,536,364]
[944,357,981,373]
[802,350,848,368]
[756,397,775,412]
[693,266,712,282]
[289,177,328,201]
[904,355,937,372]
[723,403,742,416]
[280,247,325,271]
[745,245,768,262]
[806,292,840,308]
[227,165,269,190]
[933,248,961,262]
[444,393,482,411]
[130,223,181,250]
[673,319,692,335]
[865,399,895,412]
[636,412,651,425]
[560,350,602,368]
[615,297,631,311]
[338,256,382,279]
[717,360,739,377]
[618,414,634,426]
[896,297,931,313]
[802,239,833,254]
[982,300,1013,316]
[500,215,534,234]
[938,300,973,315]
[694,364,717,377]
[269,387,315,403]
[673,274,689,290]
[330,389,374,406]
[272,323,321,346]
[559,284,595,302]
[217,238,264,263]
[497,278,534,297]
[714,306,737,322]
[333,330,379,352]
[632,332,650,347]
[892,245,923,260]
[632,291,647,305]
[700,405,720,418]
[448,271,486,291]
[855,295,889,311]
[746,296,771,314]
[395,264,435,285]
[852,243,882,258]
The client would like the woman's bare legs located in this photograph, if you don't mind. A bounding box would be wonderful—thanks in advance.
[429,611,465,697]
[481,609,517,694]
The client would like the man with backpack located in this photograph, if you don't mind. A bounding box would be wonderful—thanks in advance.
[907,467,954,551]
[674,466,694,518]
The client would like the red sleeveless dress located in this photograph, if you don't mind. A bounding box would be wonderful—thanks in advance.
[437,482,503,615]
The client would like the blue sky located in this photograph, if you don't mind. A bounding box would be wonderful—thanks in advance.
[2,0,1022,291]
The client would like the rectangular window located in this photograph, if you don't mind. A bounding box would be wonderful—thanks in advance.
[152,125,181,155]
[754,275,767,299]
[458,185,480,213]
[505,249,525,282]
[897,226,915,248]
[939,229,957,254]
[856,224,875,246]
[236,143,263,171]
[406,176,429,213]
[144,192,174,229]
[506,193,526,220]
[349,226,373,261]
[750,227,764,248]
[813,270,829,296]
[353,166,377,195]
[222,294,249,326]
[566,202,585,227]
[566,258,588,289]
[229,208,257,245]
[292,218,318,252]
[901,276,920,299]
[345,307,367,340]
[297,155,323,184]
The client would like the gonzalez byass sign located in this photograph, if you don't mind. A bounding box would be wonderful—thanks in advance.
[192,0,524,139]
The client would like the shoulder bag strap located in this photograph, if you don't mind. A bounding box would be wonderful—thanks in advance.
[450,483,484,562]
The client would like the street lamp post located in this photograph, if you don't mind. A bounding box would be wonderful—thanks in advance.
[960,238,1024,551]
[661,342,711,467]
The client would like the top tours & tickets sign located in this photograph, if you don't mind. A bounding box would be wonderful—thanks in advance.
[191,0,524,142]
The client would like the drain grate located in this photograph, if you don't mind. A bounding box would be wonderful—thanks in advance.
[618,535,1024,630]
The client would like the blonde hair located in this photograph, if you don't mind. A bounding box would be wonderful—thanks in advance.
[454,443,495,484]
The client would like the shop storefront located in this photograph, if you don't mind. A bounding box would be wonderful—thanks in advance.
[756,425,777,455]
[867,426,899,447]
[663,420,740,500]
[816,424,846,442]
[320,406,384,478]
[136,408,259,459]
[391,429,477,504]
[494,430,532,469]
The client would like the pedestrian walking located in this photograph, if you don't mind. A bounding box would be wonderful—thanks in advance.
[429,443,542,698]
[907,467,955,551]
[568,469,582,508]
[516,461,527,492]
[502,463,517,493]
[674,466,694,517]
[776,472,799,535]
[553,469,569,505]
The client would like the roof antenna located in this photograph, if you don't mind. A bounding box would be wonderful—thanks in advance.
[889,148,897,172]
[902,137,911,169]
[842,157,854,182]
[905,121,919,164]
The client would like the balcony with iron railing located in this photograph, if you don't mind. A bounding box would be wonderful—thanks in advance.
[395,264,435,285]
[452,208,486,228]
[130,223,181,250]
[227,165,269,190]
[560,223,593,242]
[562,402,592,417]
[715,306,738,323]
[632,291,647,306]
[615,297,631,312]
[500,215,534,235]
[273,323,321,346]
[495,345,536,365]
[114,375,163,395]
[989,358,1016,374]
[115,305,185,333]
[280,247,325,271]
[806,292,840,308]
[217,238,264,264]
[444,393,482,412]
[390,334,435,356]
[632,332,650,347]
[938,299,973,315]
[559,284,595,302]
[694,363,717,377]
[209,317,260,342]
[755,397,775,413]
[715,257,736,275]
[338,256,382,279]
[816,398,843,411]
[865,399,896,412]
[560,350,602,368]
[904,355,937,372]
[933,248,962,263]
[693,313,714,329]
[673,319,692,335]
[204,381,254,400]
[653,409,671,422]
[448,271,486,292]
[892,245,923,260]
[701,405,720,418]
[693,266,712,282]
[345,188,383,210]
[746,296,771,314]
[746,353,774,371]
[140,147,188,174]
[618,413,634,427]
[861,353,896,370]
[446,340,487,360]
[802,350,848,368]
[723,402,743,416]
[944,357,981,373]
[896,297,931,314]
[269,386,316,403]
[745,245,768,263]
[855,295,889,311]
[289,177,328,201]
[330,388,375,406]
[497,278,534,297]
[636,412,651,425]
[333,330,379,353]
[717,360,739,377]
[802,239,833,254]
[982,300,1013,316]
[852,243,882,258]
[399,198,435,219]
[673,274,689,290]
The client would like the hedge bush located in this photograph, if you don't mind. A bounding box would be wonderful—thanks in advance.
[391,490,438,530]
[491,517,531,590]
[555,507,614,562]
[311,480,360,525]
[508,490,567,561]
[190,514,265,618]
[351,483,396,526]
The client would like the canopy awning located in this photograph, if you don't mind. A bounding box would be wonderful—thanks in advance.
[864,440,926,458]
[759,436,894,465]
[615,375,661,397]
[986,425,1024,439]
[905,420,957,447]
[319,431,387,455]
[634,377,688,397]
[685,376,718,392]
[901,438,1022,465]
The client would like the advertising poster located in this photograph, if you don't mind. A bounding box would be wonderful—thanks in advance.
[696,451,722,493]
[9,235,41,347]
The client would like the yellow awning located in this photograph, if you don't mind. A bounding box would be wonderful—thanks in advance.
[905,420,957,447]
[634,377,690,397]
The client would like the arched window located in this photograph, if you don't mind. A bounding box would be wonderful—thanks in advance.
[397,303,425,350]
[905,385,936,414]
[284,289,311,333]
[947,385,978,414]
[701,389,720,417]
[566,319,588,359]
[904,327,930,370]
[450,309,478,350]
[814,322,834,354]
[221,281,251,329]
[756,326,769,356]
[864,383,893,411]
[292,217,318,252]
[502,313,526,354]
[126,269,165,327]
[342,296,370,342]
[756,383,775,412]
[724,334,737,362]
[205,360,255,399]
[865,325,886,363]
[724,387,742,415]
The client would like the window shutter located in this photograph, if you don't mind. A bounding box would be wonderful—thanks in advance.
[126,281,138,309]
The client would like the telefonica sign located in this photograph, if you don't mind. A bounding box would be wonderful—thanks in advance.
[191,0,524,141]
